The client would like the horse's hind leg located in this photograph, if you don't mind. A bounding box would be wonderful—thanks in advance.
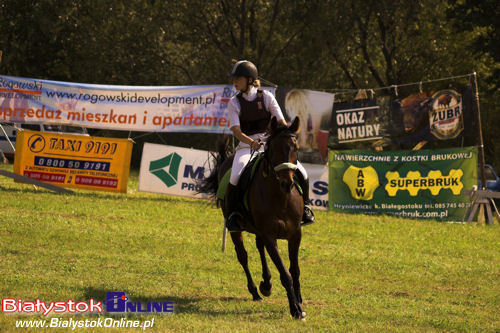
[230,232,262,301]
[256,236,272,297]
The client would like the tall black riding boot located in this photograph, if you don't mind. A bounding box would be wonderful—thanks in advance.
[225,183,244,232]
[298,176,315,226]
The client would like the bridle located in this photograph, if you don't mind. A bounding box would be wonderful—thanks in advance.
[263,131,298,182]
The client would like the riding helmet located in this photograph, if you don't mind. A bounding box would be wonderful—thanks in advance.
[229,60,258,79]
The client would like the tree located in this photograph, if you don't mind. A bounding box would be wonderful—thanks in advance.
[315,0,480,91]
[448,0,500,90]
[0,0,498,167]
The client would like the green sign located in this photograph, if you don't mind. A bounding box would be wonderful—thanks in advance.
[328,147,477,220]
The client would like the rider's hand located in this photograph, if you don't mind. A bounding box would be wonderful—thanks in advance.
[250,140,261,150]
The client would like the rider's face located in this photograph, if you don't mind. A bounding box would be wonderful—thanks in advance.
[232,76,249,92]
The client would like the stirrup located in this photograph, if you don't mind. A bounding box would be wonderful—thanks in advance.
[301,205,315,226]
[226,212,244,232]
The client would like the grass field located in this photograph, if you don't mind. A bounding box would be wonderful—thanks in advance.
[0,162,499,332]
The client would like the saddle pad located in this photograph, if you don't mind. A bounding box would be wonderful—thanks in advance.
[216,154,264,208]
[216,155,304,212]
[216,168,231,201]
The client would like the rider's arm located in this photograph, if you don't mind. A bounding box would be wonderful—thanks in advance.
[263,90,287,127]
[231,125,261,150]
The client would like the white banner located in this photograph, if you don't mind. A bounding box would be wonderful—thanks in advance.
[139,143,329,210]
[138,143,210,198]
[303,163,329,211]
[0,75,274,133]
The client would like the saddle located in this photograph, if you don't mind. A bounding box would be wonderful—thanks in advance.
[216,153,304,212]
[217,153,264,212]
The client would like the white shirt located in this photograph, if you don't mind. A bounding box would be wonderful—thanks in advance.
[227,86,285,132]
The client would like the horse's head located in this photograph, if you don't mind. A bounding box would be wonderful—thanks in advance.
[265,117,300,193]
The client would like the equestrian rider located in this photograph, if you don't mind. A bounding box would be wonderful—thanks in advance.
[225,60,315,232]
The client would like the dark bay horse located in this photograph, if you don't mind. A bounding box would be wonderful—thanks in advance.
[199,117,306,320]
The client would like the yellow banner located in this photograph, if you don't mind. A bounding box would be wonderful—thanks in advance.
[13,130,133,192]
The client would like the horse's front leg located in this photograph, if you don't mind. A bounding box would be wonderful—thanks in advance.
[230,232,262,301]
[288,229,303,306]
[263,237,305,320]
[256,236,272,296]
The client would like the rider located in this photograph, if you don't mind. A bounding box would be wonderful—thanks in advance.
[225,60,315,232]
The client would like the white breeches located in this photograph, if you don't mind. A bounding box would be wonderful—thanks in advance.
[229,143,308,186]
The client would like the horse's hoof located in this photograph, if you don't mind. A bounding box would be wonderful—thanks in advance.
[259,281,272,297]
[293,313,306,321]
[252,294,262,301]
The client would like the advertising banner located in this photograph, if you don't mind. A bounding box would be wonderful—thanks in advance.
[330,99,383,145]
[0,75,274,133]
[138,143,210,199]
[275,87,334,164]
[328,87,475,151]
[13,130,133,192]
[139,143,329,208]
[303,163,329,211]
[328,147,477,220]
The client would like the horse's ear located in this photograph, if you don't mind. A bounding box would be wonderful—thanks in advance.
[289,116,300,134]
[270,117,278,133]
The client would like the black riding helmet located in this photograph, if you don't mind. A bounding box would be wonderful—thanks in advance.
[229,60,258,79]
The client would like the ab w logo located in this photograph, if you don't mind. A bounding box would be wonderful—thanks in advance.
[342,166,379,201]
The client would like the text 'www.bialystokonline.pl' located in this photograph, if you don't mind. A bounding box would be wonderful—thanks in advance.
[15,317,155,330]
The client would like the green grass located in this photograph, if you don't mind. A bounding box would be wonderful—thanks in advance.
[0,163,499,332]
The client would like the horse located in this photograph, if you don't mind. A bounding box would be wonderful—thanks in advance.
[199,117,306,320]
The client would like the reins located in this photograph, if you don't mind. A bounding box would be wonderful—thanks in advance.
[249,138,262,161]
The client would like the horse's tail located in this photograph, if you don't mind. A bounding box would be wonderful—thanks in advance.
[197,137,229,199]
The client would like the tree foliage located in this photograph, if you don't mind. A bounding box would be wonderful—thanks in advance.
[0,0,498,167]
